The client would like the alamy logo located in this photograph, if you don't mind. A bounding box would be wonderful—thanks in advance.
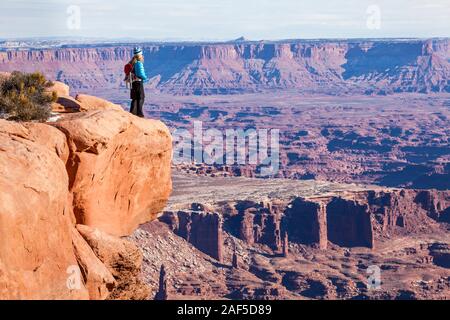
[66,265,82,290]
[366,265,381,290]
[67,5,81,30]
[173,121,280,177]
[366,5,382,30]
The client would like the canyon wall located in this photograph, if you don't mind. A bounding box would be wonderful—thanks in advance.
[283,198,328,249]
[233,201,284,252]
[160,208,223,262]
[164,189,450,254]
[283,189,450,249]
[54,109,172,236]
[0,39,449,94]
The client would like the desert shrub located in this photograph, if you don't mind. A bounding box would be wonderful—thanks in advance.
[0,71,56,121]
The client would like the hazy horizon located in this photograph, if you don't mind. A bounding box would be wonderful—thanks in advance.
[2,35,450,43]
[0,0,449,40]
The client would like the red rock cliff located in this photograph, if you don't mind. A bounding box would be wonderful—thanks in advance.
[0,39,448,94]
[0,96,172,299]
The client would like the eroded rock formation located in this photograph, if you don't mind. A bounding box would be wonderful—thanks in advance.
[0,91,172,300]
[160,209,223,262]
[71,227,116,300]
[154,265,169,300]
[75,94,123,112]
[429,243,450,268]
[283,198,328,249]
[326,198,374,248]
[414,190,450,222]
[282,232,289,258]
[2,39,449,94]
[233,201,284,251]
[0,120,88,299]
[76,224,150,300]
[283,189,450,250]
[54,109,172,236]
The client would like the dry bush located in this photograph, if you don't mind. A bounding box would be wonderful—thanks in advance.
[0,71,56,121]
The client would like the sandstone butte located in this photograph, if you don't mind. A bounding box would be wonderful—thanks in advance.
[0,82,172,300]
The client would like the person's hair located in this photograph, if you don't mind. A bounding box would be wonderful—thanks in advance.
[130,54,144,65]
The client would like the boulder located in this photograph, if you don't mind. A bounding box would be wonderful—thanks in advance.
[0,118,29,138]
[54,110,172,236]
[0,120,89,299]
[50,92,123,113]
[23,122,70,163]
[0,120,70,168]
[52,96,82,113]
[44,81,83,113]
[71,227,116,299]
[76,224,150,300]
[429,243,450,268]
[75,94,123,112]
[46,81,70,97]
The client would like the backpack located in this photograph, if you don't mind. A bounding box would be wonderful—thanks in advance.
[123,62,135,89]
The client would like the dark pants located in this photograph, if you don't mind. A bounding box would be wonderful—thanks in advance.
[130,81,145,117]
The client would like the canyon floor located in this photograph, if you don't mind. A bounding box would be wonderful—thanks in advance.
[104,91,450,190]
[130,171,450,300]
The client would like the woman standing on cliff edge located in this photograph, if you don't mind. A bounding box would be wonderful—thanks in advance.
[129,47,148,118]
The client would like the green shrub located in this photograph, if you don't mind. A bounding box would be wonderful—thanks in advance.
[0,71,56,122]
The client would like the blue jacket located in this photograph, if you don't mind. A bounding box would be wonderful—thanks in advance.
[134,61,148,82]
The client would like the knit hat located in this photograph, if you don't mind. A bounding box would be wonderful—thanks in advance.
[133,47,143,56]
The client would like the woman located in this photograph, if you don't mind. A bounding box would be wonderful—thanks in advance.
[129,47,148,118]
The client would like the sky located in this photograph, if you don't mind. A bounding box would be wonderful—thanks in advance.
[0,0,449,40]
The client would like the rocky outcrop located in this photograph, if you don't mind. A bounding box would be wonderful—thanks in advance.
[414,190,450,222]
[160,209,223,262]
[326,198,374,249]
[164,189,449,258]
[45,80,81,113]
[76,224,150,300]
[71,227,116,300]
[53,96,83,113]
[234,201,284,251]
[283,198,327,249]
[154,265,169,300]
[75,94,123,112]
[54,109,172,236]
[428,243,450,269]
[0,92,172,300]
[359,189,450,235]
[283,196,374,249]
[46,80,70,97]
[0,120,88,299]
[283,189,450,250]
[161,201,285,256]
[45,82,123,113]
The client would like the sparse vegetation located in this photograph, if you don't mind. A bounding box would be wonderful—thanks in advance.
[0,71,56,121]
